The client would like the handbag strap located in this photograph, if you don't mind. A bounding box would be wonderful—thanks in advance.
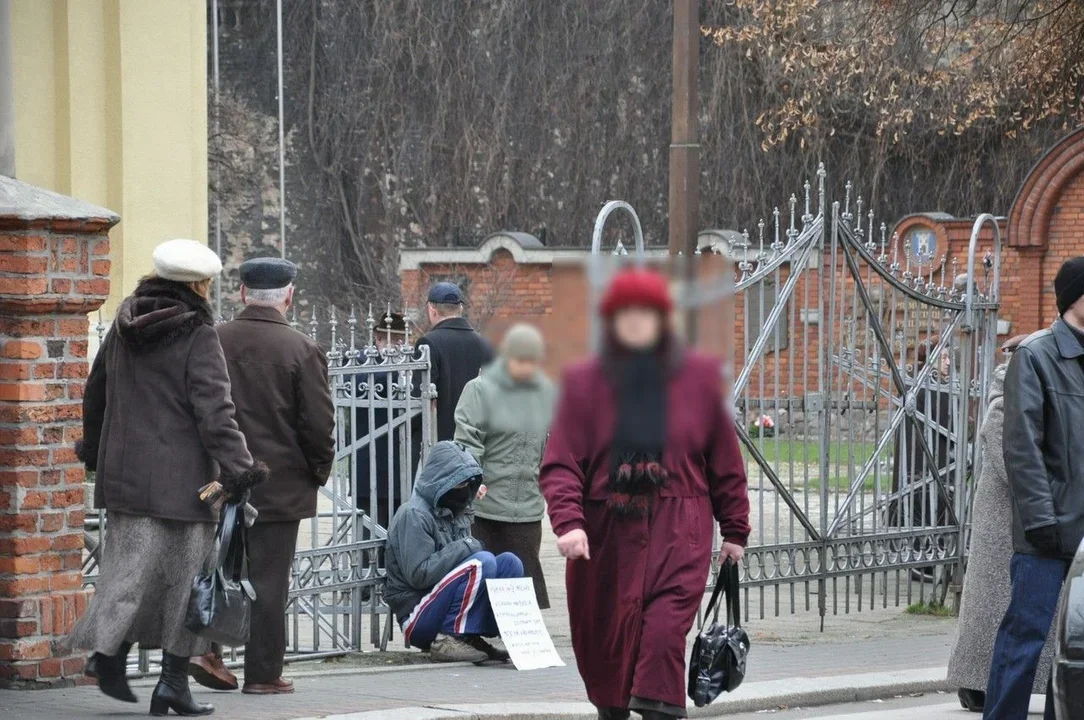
[703,558,742,628]
[723,560,742,629]
[703,558,732,625]
[215,503,250,583]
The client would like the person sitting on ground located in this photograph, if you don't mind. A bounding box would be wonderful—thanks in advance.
[385,440,525,664]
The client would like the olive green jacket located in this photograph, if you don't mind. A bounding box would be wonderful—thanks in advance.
[453,360,556,523]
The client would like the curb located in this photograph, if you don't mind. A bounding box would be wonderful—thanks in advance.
[292,667,953,719]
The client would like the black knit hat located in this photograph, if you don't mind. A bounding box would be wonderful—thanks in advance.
[1055,257,1084,315]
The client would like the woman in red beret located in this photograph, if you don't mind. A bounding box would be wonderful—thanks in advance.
[540,268,750,719]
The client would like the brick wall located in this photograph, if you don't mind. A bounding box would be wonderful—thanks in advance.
[0,178,116,688]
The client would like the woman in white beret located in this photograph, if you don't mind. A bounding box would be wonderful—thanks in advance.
[67,239,268,717]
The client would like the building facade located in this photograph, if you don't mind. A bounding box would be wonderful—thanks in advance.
[10,0,208,326]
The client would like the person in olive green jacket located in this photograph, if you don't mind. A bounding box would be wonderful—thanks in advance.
[454,324,557,607]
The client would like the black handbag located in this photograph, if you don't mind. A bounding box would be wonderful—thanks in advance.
[184,502,256,646]
[688,559,750,707]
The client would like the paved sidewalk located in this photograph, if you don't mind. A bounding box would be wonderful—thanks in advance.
[0,632,954,720]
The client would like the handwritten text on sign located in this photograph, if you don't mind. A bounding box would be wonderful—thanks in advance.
[486,578,565,671]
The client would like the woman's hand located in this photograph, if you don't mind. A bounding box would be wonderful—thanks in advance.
[719,541,745,565]
[557,529,590,560]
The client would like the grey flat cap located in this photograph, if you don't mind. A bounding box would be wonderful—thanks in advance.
[239,257,298,289]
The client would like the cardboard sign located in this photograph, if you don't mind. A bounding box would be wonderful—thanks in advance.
[486,578,565,671]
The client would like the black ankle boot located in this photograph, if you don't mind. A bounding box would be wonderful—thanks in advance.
[596,709,631,720]
[86,642,137,703]
[150,652,214,717]
[958,688,985,713]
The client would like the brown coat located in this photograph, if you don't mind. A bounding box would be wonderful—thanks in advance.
[80,278,265,524]
[215,305,335,522]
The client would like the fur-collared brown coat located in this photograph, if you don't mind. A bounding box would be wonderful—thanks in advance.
[79,278,267,523]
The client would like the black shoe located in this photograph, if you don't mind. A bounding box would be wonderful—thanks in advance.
[958,688,985,712]
[596,709,631,720]
[910,567,935,583]
[150,652,214,716]
[637,712,678,720]
[463,635,510,663]
[86,642,137,704]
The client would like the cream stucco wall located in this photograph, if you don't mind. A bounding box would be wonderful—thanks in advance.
[11,0,207,320]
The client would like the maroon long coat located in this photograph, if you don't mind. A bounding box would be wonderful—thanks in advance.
[540,349,750,710]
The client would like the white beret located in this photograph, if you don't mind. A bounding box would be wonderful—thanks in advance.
[152,239,223,282]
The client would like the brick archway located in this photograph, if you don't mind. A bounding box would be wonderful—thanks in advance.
[1008,126,1084,250]
[1004,127,1084,330]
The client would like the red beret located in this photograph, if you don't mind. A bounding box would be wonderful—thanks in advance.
[600,268,673,317]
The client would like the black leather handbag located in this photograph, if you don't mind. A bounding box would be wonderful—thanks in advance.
[184,502,255,646]
[688,559,750,707]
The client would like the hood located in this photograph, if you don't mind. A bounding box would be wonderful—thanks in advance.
[413,440,483,508]
[988,362,1008,402]
[116,277,214,353]
[482,359,541,389]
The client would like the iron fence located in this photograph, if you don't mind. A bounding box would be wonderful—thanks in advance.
[590,165,1002,626]
[82,305,436,673]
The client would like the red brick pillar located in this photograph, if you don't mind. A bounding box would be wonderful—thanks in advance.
[0,178,116,688]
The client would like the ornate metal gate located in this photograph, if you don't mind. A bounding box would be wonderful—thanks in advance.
[83,305,436,671]
[591,165,1002,625]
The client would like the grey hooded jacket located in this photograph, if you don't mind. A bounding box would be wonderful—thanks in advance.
[385,441,485,621]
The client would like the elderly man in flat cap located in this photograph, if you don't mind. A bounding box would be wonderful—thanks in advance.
[189,257,334,696]
[985,257,1084,718]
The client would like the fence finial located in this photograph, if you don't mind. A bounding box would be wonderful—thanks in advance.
[817,162,827,216]
[802,180,813,225]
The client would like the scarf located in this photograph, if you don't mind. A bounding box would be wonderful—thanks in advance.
[609,348,669,516]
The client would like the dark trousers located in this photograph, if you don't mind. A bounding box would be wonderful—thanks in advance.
[984,552,1070,720]
[471,517,550,609]
[243,520,300,684]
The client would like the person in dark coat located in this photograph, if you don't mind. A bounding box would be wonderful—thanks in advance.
[190,257,335,696]
[947,335,1056,714]
[69,239,269,717]
[540,269,751,720]
[354,312,410,530]
[985,258,1084,720]
[891,340,954,580]
[416,282,494,442]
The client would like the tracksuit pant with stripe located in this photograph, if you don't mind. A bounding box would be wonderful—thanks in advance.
[402,551,524,650]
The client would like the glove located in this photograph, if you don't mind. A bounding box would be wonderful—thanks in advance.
[226,488,252,506]
[1024,524,1062,556]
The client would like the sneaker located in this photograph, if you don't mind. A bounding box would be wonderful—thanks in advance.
[464,635,510,663]
[428,634,489,664]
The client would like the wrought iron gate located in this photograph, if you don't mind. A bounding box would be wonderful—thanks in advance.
[83,306,436,671]
[591,165,1002,625]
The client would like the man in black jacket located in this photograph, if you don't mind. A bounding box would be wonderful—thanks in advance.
[416,282,494,442]
[985,257,1084,719]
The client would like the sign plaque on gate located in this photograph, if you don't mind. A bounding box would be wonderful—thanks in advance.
[880,296,940,343]
[486,578,565,670]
